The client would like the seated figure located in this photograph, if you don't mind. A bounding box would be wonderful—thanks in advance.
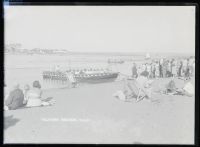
[5,83,24,110]
[26,81,54,107]
[113,74,154,102]
[174,79,194,97]
[164,78,194,97]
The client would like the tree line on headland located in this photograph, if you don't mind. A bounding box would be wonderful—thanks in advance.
[4,43,69,55]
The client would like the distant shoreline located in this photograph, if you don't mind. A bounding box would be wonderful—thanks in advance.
[4,51,194,57]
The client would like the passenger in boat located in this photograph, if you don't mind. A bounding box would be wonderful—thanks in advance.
[26,81,54,107]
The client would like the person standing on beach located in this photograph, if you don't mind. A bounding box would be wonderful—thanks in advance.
[162,59,167,78]
[185,59,190,78]
[171,59,177,77]
[192,58,195,76]
[152,62,156,78]
[132,63,138,78]
[5,83,24,110]
[66,71,77,88]
[177,60,182,77]
[142,63,146,73]
[159,59,163,78]
[146,63,151,78]
[188,57,194,77]
[155,61,160,78]
[166,60,171,77]
[182,58,188,78]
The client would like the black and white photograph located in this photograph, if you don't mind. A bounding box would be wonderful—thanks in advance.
[4,4,196,144]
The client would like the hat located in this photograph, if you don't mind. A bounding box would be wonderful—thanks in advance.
[33,81,41,89]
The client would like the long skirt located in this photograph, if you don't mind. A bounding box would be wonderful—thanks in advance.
[26,98,42,107]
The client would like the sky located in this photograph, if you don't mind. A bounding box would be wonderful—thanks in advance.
[4,6,195,54]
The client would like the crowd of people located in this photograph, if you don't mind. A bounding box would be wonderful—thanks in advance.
[132,56,195,79]
[114,56,195,102]
[4,81,54,111]
[4,56,195,110]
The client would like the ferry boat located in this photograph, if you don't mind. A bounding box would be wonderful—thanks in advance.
[107,59,124,64]
[74,72,119,83]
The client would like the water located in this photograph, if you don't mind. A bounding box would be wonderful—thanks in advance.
[4,54,143,90]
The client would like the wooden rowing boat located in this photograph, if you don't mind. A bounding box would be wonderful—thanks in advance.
[42,70,119,83]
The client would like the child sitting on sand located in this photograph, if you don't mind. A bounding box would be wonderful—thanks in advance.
[25,81,55,107]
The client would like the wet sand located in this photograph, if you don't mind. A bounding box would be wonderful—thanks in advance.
[4,77,194,144]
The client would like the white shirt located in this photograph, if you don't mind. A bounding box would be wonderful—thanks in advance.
[147,65,151,72]
[67,73,76,83]
[160,59,164,64]
[183,82,194,95]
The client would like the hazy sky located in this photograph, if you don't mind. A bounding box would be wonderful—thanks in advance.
[4,6,195,53]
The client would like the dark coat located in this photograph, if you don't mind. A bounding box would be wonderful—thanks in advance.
[5,89,24,110]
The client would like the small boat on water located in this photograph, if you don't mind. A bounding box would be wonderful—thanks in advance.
[43,69,119,83]
[145,53,151,60]
[107,59,124,64]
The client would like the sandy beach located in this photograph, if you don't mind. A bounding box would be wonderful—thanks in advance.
[4,77,194,144]
[4,5,195,144]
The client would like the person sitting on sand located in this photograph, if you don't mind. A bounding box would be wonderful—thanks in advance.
[113,74,153,102]
[135,74,153,101]
[26,81,54,107]
[164,78,194,97]
[5,83,24,110]
[174,78,194,97]
[165,80,177,94]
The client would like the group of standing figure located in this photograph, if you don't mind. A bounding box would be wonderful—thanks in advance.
[132,56,195,79]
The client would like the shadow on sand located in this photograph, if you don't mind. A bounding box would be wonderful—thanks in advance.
[4,115,20,130]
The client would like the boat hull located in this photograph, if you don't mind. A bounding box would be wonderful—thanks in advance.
[43,71,119,83]
[74,73,119,83]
